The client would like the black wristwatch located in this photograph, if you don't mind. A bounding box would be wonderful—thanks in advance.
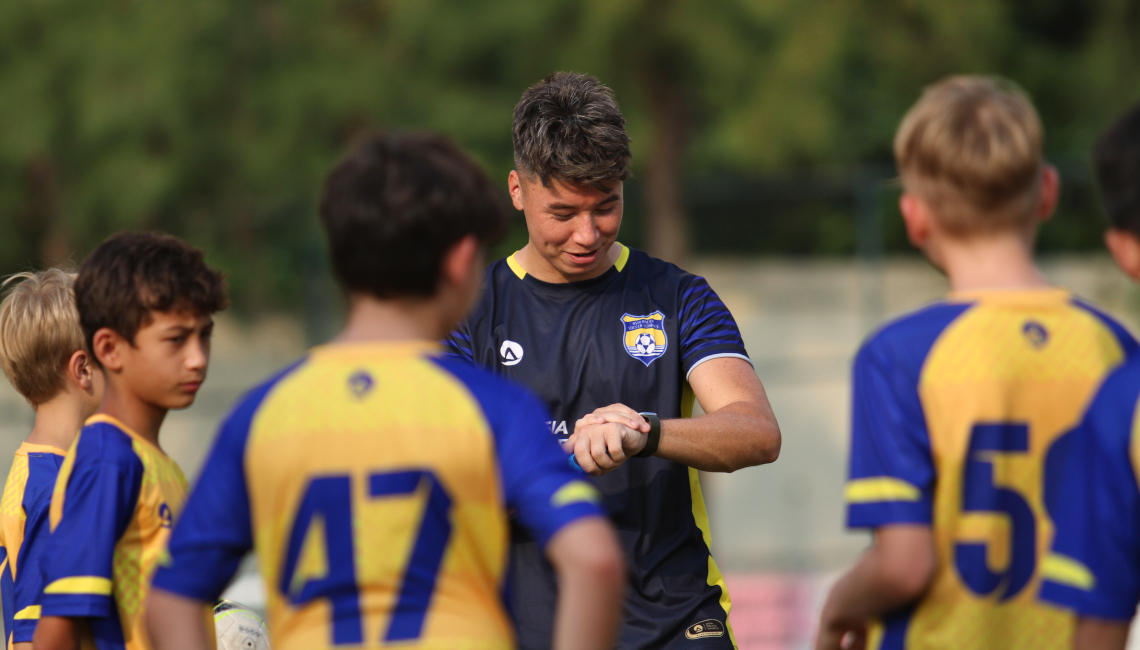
[636,412,661,457]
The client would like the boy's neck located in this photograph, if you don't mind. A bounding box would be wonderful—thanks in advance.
[336,294,456,344]
[97,382,167,447]
[26,394,86,451]
[936,229,1051,293]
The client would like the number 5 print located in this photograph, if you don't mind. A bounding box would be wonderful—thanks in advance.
[954,423,1036,601]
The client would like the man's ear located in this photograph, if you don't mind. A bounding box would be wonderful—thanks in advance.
[1105,228,1140,283]
[92,328,125,372]
[900,192,932,249]
[508,170,526,212]
[1036,165,1060,223]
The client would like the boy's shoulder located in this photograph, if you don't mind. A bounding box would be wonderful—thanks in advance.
[71,418,144,470]
[858,300,974,372]
[1083,357,1140,443]
[429,354,545,416]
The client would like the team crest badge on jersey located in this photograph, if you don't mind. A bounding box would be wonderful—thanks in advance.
[622,311,668,367]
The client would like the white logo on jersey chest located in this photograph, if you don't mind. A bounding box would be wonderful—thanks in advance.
[500,340,524,366]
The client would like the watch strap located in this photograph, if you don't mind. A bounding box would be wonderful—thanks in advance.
[636,412,661,458]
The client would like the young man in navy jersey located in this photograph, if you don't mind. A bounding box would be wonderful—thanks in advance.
[445,71,782,650]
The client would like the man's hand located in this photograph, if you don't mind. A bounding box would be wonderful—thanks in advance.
[567,404,650,475]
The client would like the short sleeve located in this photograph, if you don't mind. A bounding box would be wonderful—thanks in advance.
[677,276,750,379]
[41,432,143,619]
[11,454,64,640]
[845,341,936,528]
[443,321,475,362]
[1040,367,1140,620]
[153,361,304,601]
[431,358,605,547]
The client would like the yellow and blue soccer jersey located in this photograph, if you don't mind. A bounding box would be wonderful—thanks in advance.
[846,289,1137,650]
[1040,357,1140,619]
[152,341,605,650]
[41,415,189,650]
[0,443,66,647]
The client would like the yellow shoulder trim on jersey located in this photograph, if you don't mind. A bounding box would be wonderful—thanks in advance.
[845,477,921,503]
[614,243,629,272]
[688,467,737,647]
[43,576,113,596]
[13,605,40,620]
[551,481,600,507]
[506,253,526,279]
[1042,553,1095,591]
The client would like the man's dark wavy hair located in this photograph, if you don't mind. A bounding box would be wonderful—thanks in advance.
[513,72,632,188]
[1094,102,1140,236]
[320,131,507,299]
[75,232,228,352]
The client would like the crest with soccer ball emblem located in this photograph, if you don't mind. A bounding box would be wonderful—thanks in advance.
[622,311,668,367]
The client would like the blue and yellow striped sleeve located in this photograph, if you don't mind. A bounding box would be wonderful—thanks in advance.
[432,357,605,547]
[154,361,305,601]
[41,427,143,619]
[677,276,750,379]
[1040,362,1140,620]
[846,304,967,529]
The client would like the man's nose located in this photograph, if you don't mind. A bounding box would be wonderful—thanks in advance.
[572,215,601,246]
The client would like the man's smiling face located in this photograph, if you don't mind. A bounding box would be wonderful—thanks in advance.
[510,170,623,282]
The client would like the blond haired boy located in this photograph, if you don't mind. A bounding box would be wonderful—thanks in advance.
[0,269,102,650]
[815,76,1138,650]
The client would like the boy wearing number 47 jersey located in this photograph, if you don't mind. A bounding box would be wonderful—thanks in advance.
[34,233,228,650]
[815,76,1138,650]
[146,133,625,650]
[1039,104,1140,650]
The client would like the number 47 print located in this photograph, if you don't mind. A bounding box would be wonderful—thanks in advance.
[280,470,453,645]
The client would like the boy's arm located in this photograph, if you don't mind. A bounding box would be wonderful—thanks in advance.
[1075,618,1130,650]
[145,589,213,650]
[449,365,624,650]
[31,616,86,650]
[816,525,937,650]
[545,518,625,650]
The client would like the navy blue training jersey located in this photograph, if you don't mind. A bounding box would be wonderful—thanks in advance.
[445,243,751,650]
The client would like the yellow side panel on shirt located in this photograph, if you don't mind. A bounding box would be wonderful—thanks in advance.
[871,293,1126,650]
[245,343,514,650]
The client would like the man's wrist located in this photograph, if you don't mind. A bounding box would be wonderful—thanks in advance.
[635,413,660,457]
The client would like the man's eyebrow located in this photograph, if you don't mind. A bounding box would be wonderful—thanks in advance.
[548,194,620,211]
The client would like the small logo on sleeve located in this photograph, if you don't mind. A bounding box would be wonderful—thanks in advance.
[685,619,725,639]
[500,340,524,366]
[622,311,668,367]
[158,503,173,528]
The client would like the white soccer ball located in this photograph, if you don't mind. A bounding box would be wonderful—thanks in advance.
[635,333,656,355]
[214,600,271,650]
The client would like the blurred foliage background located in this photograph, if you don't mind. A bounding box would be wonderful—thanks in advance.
[2,0,1139,316]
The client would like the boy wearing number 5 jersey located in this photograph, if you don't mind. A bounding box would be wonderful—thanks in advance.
[146,133,625,650]
[815,76,1137,650]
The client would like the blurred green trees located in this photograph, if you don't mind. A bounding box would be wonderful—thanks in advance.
[1,0,1138,312]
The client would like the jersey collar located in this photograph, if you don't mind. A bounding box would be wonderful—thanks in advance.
[506,242,630,281]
